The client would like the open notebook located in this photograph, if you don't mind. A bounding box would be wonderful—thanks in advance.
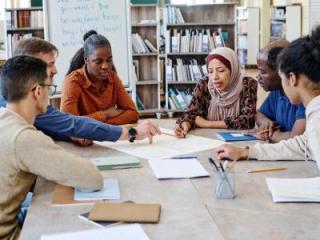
[266,177,320,202]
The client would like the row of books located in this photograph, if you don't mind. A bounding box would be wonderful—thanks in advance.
[165,29,226,53]
[132,33,157,54]
[166,58,207,83]
[6,10,44,28]
[164,6,185,25]
[168,88,192,111]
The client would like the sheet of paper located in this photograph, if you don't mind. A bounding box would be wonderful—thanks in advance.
[74,178,120,201]
[148,158,209,179]
[266,177,320,202]
[41,224,149,240]
[231,133,244,137]
[95,128,224,159]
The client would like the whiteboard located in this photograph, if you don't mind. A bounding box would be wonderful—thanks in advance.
[43,0,132,90]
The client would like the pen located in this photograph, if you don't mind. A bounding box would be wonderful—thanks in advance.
[208,157,219,172]
[219,161,225,172]
[247,167,287,173]
[171,156,197,159]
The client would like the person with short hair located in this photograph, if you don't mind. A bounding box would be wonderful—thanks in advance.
[0,56,103,240]
[255,40,306,142]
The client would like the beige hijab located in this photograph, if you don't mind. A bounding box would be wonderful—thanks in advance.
[207,47,243,121]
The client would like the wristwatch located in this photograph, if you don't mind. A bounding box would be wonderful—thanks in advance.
[128,127,137,143]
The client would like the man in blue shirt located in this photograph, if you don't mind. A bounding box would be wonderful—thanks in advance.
[255,39,306,142]
[1,38,160,144]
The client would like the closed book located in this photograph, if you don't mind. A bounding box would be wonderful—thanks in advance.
[89,202,161,223]
[90,156,141,170]
[216,132,257,142]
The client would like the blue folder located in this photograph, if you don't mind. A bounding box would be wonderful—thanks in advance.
[216,132,257,142]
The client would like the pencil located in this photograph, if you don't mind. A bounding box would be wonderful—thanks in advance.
[162,132,177,137]
[257,125,281,135]
[247,167,287,173]
[243,125,281,136]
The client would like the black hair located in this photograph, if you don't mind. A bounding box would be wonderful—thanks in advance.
[1,56,47,102]
[267,47,285,70]
[66,30,116,75]
[278,26,320,83]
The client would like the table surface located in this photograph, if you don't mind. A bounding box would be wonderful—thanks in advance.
[20,120,320,240]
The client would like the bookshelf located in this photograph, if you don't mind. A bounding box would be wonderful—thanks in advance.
[236,7,259,66]
[4,6,44,58]
[163,3,238,114]
[131,3,161,116]
[270,5,301,42]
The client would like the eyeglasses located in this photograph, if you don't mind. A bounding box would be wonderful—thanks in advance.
[39,84,58,96]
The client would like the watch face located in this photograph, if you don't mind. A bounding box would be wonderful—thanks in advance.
[128,127,137,137]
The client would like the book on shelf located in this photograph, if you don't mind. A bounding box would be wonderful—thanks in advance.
[166,28,226,54]
[132,33,157,54]
[166,58,207,83]
[164,6,185,24]
[6,10,43,29]
[136,94,145,111]
[168,88,193,111]
[144,39,157,53]
[132,59,140,80]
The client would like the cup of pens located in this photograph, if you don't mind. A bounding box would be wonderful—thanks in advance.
[209,158,235,199]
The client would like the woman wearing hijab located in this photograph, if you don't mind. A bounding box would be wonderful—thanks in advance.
[175,47,257,138]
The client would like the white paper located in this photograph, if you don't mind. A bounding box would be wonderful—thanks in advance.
[148,158,209,179]
[95,128,224,160]
[230,133,244,137]
[74,178,120,201]
[266,177,320,202]
[41,224,149,240]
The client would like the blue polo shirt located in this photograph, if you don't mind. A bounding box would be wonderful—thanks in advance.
[0,98,122,142]
[259,90,305,131]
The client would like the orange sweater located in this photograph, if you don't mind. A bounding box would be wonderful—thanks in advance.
[61,67,139,125]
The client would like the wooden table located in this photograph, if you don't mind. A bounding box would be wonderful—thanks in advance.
[20,120,320,240]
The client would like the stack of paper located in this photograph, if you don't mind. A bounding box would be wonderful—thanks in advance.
[148,158,209,179]
[74,178,120,201]
[41,224,149,240]
[266,177,320,202]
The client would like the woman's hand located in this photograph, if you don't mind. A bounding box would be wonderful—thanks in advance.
[174,122,190,138]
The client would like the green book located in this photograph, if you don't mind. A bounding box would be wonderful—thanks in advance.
[90,156,141,170]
